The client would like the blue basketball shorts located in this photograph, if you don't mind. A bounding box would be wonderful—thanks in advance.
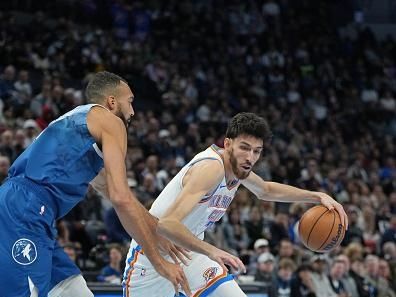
[0,179,80,297]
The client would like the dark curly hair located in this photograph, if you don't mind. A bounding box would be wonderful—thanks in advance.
[225,112,272,143]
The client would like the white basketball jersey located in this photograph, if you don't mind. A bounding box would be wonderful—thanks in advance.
[150,144,241,239]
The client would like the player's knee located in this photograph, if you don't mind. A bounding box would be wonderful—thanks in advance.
[210,280,247,297]
[81,288,94,297]
[49,274,93,297]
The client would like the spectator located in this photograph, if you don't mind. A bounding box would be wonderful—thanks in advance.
[299,158,322,191]
[382,242,396,289]
[276,239,301,266]
[378,259,396,292]
[310,254,337,297]
[275,257,297,297]
[254,252,277,296]
[63,242,79,264]
[335,254,360,297]
[327,259,348,296]
[36,105,55,130]
[245,206,265,249]
[248,238,271,274]
[97,244,124,284]
[290,264,317,297]
[381,215,396,247]
[269,212,289,249]
[0,155,10,183]
[0,65,16,101]
[133,173,158,205]
[30,83,51,117]
[104,207,130,244]
[0,130,15,161]
[364,254,396,297]
[14,70,32,98]
[13,129,26,158]
[223,208,249,254]
[22,119,40,147]
[343,207,365,246]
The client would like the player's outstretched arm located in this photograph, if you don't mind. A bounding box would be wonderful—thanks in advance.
[87,107,191,296]
[157,160,246,274]
[242,172,348,229]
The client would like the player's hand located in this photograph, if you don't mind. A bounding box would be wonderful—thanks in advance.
[207,247,246,275]
[314,191,349,230]
[157,235,192,265]
[156,260,192,297]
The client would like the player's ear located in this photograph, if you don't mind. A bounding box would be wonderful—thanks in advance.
[106,95,116,110]
[224,138,232,149]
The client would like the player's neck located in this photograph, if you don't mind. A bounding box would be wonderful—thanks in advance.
[223,153,238,185]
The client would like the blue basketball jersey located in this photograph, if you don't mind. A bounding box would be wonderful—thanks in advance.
[8,104,104,219]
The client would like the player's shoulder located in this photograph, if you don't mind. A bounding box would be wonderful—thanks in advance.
[87,106,125,140]
[88,106,124,128]
[189,157,224,179]
[183,158,224,189]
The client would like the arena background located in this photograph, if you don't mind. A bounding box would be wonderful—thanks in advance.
[0,0,395,296]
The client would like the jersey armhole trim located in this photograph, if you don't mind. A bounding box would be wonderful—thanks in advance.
[178,157,223,203]
[179,157,223,189]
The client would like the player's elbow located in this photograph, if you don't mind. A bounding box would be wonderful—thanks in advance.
[108,188,131,208]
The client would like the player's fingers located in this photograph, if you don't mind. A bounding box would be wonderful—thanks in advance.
[338,205,348,227]
[344,209,349,230]
[233,257,245,273]
[180,271,191,296]
[342,207,349,230]
[169,251,179,264]
[172,247,190,265]
[236,257,246,274]
[220,262,228,274]
[225,256,240,272]
[173,281,179,297]
[341,208,348,229]
[324,200,334,210]
[335,204,346,228]
[176,246,192,260]
[215,257,228,273]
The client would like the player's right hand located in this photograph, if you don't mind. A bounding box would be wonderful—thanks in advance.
[208,247,246,275]
[156,260,192,296]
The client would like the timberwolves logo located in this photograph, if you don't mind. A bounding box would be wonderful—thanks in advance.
[12,238,37,265]
[203,267,218,283]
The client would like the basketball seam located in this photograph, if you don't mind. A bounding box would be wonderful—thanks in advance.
[306,208,330,248]
[318,211,336,251]
[298,205,323,241]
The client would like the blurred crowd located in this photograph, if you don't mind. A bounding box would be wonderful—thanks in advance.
[0,0,395,296]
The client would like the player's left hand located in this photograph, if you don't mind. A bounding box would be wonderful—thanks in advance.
[208,246,246,275]
[313,191,349,230]
[157,235,192,265]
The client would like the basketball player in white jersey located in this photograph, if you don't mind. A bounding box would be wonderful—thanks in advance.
[122,112,348,297]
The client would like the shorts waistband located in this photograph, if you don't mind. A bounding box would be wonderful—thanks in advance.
[6,176,58,218]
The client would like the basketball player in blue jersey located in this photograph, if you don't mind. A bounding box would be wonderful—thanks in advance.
[0,71,191,297]
[122,112,349,297]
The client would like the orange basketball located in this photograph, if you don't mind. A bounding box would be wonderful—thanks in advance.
[298,205,346,253]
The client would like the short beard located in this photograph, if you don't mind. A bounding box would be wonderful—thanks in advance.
[115,108,131,128]
[229,148,250,180]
